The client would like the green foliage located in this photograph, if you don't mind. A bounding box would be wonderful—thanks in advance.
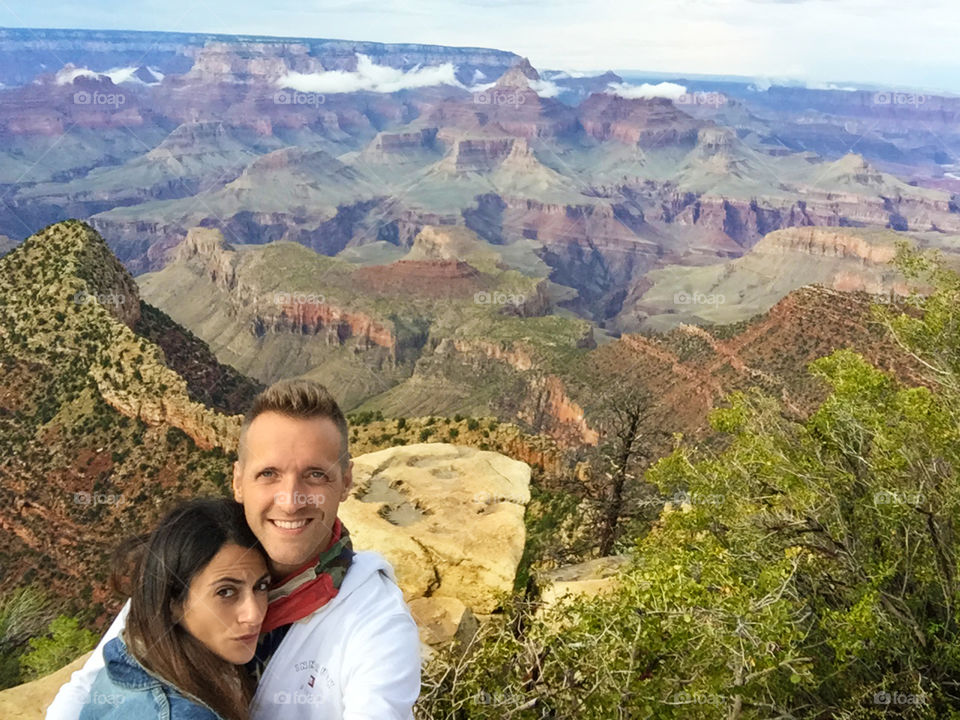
[0,587,55,689]
[19,616,98,681]
[348,409,384,426]
[417,247,960,719]
[466,418,480,431]
[419,428,435,442]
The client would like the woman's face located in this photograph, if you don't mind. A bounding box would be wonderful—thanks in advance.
[177,543,270,664]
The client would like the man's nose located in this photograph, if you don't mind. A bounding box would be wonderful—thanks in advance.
[273,476,309,512]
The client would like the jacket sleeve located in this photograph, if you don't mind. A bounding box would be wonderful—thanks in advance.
[341,605,422,720]
[45,599,131,720]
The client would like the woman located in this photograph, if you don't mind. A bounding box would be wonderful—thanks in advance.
[79,498,271,720]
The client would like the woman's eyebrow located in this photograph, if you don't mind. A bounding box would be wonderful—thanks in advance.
[210,576,244,585]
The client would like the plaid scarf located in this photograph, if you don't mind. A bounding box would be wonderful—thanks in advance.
[246,519,354,680]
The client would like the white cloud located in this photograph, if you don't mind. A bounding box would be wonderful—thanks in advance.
[468,76,561,97]
[54,64,163,85]
[548,69,609,79]
[605,81,688,100]
[278,53,463,93]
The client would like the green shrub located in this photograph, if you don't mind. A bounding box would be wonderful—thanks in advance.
[20,616,97,681]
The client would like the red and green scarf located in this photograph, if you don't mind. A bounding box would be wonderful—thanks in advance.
[260,518,355,633]
[248,519,354,680]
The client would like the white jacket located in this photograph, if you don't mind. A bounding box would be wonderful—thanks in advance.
[46,551,421,719]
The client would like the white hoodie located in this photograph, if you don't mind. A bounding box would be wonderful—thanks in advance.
[45,551,421,720]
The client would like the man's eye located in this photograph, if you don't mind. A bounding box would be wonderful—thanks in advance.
[257,470,275,479]
[308,471,328,481]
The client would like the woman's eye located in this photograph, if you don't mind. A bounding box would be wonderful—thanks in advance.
[217,587,236,598]
[255,580,271,592]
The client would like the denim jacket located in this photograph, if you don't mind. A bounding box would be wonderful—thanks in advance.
[77,634,224,720]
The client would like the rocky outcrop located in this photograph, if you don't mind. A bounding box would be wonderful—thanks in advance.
[353,259,483,300]
[434,337,599,446]
[537,555,630,608]
[361,128,440,162]
[339,443,532,613]
[753,227,899,263]
[171,227,399,353]
[578,93,702,147]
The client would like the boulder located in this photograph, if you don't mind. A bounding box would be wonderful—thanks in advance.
[340,442,531,614]
[537,555,631,609]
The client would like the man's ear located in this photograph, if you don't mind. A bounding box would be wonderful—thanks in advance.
[232,460,243,503]
[340,460,353,501]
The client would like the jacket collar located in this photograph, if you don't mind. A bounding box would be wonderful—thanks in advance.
[103,633,162,691]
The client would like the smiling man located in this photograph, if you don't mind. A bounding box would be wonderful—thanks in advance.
[46,380,421,720]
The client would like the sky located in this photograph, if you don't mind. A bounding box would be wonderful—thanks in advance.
[2,0,959,94]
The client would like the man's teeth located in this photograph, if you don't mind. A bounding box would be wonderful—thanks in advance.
[272,519,310,529]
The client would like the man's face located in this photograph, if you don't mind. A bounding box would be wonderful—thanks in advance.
[232,412,353,578]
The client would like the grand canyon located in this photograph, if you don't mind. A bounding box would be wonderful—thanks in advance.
[1,23,959,719]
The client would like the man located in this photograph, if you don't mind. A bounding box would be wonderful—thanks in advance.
[46,379,421,719]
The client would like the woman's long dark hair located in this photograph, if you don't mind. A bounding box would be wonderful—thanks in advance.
[109,498,265,720]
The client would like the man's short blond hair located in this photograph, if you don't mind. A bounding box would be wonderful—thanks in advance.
[238,379,350,469]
